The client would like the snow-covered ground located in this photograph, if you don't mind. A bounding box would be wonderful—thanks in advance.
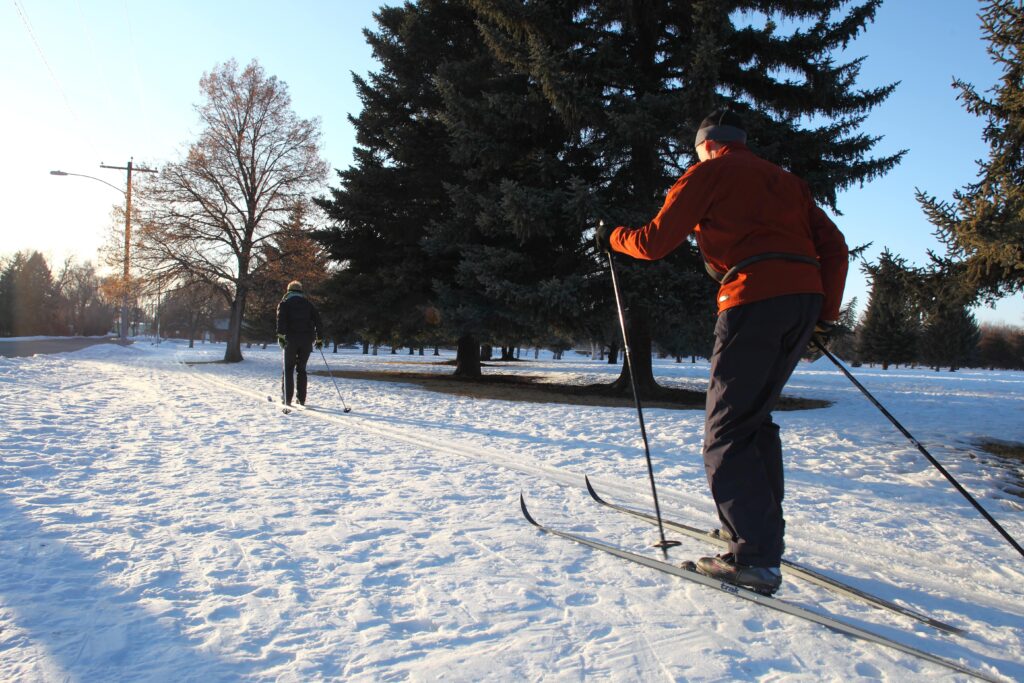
[1,340,1021,682]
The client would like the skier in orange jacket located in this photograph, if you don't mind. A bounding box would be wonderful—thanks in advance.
[597,109,849,594]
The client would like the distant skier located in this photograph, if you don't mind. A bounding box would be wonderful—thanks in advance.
[276,280,323,407]
[597,110,849,595]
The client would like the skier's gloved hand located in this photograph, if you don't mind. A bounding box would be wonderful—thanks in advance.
[314,338,323,350]
[595,222,615,253]
[812,320,837,346]
[277,334,287,349]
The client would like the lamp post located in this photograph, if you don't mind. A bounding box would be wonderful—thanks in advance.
[51,159,157,338]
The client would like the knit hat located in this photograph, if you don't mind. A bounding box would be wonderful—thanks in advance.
[694,109,747,148]
[286,280,303,292]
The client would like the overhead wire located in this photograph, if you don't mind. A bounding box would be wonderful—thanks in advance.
[11,0,101,158]
[74,0,119,143]
[121,0,153,149]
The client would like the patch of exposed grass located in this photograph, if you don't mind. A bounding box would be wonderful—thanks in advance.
[311,369,831,412]
[976,439,1024,463]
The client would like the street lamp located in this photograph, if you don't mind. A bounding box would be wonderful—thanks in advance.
[50,160,157,339]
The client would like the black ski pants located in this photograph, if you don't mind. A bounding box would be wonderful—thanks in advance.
[703,293,822,568]
[283,336,313,405]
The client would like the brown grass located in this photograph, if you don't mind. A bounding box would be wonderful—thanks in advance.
[310,368,831,412]
[976,439,1024,463]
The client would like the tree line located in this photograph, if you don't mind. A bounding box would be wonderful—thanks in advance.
[0,251,114,337]
[83,1,1020,384]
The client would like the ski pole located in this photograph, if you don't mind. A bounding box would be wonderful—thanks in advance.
[812,336,1024,560]
[604,227,680,557]
[318,346,352,413]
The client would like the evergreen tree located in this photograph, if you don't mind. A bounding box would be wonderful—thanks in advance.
[916,257,981,371]
[920,303,981,371]
[316,1,479,372]
[823,297,860,361]
[858,250,919,369]
[472,0,902,394]
[917,0,1024,302]
[0,252,63,336]
[426,10,601,373]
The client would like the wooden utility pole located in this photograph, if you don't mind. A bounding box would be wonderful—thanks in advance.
[101,159,156,338]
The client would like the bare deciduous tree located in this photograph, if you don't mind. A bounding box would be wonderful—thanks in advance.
[136,59,328,361]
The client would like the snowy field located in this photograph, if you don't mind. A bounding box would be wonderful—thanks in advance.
[1,340,1022,682]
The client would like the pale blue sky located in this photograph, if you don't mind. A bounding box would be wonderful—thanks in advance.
[1,0,1020,325]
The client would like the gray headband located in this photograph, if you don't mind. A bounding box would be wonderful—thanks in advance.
[694,124,747,148]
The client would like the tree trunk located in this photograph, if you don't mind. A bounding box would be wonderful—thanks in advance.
[480,344,493,361]
[607,339,619,365]
[223,287,248,362]
[611,309,660,397]
[455,333,481,378]
[362,340,369,354]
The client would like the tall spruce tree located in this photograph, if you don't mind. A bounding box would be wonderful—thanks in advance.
[858,249,920,369]
[472,0,902,395]
[917,0,1024,303]
[425,13,602,372]
[916,257,982,371]
[0,252,63,336]
[316,1,478,369]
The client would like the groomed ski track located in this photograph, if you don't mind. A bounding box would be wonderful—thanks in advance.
[174,347,1016,682]
[519,495,998,681]
[3,342,1017,681]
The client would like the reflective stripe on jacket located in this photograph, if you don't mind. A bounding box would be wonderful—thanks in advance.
[609,143,849,320]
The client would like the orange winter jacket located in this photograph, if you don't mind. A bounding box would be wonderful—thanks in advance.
[609,143,849,320]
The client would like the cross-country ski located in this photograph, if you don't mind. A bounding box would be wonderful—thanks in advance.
[583,475,963,634]
[519,494,999,682]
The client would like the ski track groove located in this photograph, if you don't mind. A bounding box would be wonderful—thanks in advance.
[177,354,1016,681]
[4,346,1016,680]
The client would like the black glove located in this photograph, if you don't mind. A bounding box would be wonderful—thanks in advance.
[595,222,615,253]
[812,320,837,346]
[314,338,323,350]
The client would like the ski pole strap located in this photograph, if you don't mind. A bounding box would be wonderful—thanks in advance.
[705,252,819,285]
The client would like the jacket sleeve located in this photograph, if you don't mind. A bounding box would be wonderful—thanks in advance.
[809,203,849,321]
[609,163,716,260]
[276,300,287,336]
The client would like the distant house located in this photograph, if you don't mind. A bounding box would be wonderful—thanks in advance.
[208,317,230,343]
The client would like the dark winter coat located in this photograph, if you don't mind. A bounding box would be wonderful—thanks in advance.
[276,292,323,341]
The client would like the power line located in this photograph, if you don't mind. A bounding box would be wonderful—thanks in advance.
[121,0,151,142]
[11,0,100,157]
